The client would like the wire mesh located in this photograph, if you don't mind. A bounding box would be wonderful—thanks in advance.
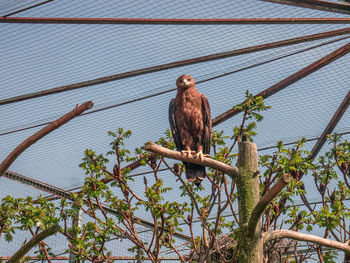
[1,0,350,261]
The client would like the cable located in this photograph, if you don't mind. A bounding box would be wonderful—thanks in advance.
[0,0,39,15]
[1,35,349,137]
[2,0,54,17]
[1,27,350,106]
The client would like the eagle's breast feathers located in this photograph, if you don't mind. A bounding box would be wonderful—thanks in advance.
[175,90,204,149]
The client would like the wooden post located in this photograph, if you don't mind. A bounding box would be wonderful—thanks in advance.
[236,142,263,262]
[69,208,82,263]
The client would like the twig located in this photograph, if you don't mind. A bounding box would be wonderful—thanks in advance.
[39,241,52,263]
[223,176,239,225]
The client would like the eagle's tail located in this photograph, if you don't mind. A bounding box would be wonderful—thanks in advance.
[184,162,206,186]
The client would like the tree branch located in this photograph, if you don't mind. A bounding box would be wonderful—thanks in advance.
[0,101,94,177]
[141,142,239,178]
[248,174,291,236]
[8,225,60,263]
[263,229,350,254]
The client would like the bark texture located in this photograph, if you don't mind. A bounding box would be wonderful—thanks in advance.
[141,141,238,178]
[8,225,60,263]
[236,142,263,263]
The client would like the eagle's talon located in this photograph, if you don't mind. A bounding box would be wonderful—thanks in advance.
[195,151,207,162]
[187,178,195,183]
[181,149,193,158]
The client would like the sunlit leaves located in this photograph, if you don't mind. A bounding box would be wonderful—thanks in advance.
[156,129,176,150]
[233,90,271,142]
[2,96,350,263]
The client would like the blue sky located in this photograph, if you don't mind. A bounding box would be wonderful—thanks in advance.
[1,0,350,260]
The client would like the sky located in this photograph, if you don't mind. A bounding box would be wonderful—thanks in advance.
[1,0,350,261]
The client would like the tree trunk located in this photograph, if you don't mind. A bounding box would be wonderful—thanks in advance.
[236,142,263,262]
[8,225,60,263]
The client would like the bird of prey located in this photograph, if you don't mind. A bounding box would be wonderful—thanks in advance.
[169,74,212,186]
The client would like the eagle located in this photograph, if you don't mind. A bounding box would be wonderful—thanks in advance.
[169,74,212,186]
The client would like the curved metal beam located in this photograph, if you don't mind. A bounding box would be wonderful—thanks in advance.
[213,41,350,126]
[1,27,350,106]
[262,0,350,15]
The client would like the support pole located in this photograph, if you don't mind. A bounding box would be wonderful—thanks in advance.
[2,17,350,24]
[1,27,350,106]
[310,90,350,159]
[261,0,350,15]
[213,41,350,126]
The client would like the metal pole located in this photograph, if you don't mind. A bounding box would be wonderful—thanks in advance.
[1,0,54,18]
[3,17,350,24]
[310,90,350,159]
[212,41,350,126]
[1,27,350,106]
[3,170,191,241]
[261,0,350,15]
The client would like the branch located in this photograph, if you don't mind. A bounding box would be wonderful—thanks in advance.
[0,101,93,177]
[8,225,60,263]
[141,142,239,178]
[248,174,291,235]
[263,229,350,254]
[100,153,156,184]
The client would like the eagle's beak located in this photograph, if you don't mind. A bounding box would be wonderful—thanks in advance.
[183,79,189,87]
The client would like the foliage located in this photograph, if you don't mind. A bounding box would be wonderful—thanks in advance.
[0,93,350,262]
[0,195,58,261]
[233,90,271,142]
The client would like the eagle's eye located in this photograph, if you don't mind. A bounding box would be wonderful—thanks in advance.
[179,80,183,83]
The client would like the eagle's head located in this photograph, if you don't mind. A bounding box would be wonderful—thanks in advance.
[176,74,195,90]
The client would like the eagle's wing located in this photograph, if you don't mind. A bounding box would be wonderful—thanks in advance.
[201,95,212,154]
[169,98,183,151]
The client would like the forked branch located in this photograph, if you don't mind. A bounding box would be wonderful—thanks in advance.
[248,174,291,235]
[263,229,350,254]
[141,141,239,178]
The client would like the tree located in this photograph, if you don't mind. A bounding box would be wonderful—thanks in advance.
[1,94,350,262]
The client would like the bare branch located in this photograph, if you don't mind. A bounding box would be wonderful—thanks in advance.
[0,101,94,177]
[8,225,60,263]
[141,142,239,178]
[248,174,291,235]
[263,230,350,254]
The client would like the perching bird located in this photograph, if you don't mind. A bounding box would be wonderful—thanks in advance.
[169,74,212,186]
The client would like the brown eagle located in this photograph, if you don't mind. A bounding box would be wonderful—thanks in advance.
[169,74,212,186]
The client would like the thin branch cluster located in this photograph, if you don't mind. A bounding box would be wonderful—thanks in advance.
[1,94,350,262]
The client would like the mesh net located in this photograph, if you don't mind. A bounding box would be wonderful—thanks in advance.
[1,0,350,261]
